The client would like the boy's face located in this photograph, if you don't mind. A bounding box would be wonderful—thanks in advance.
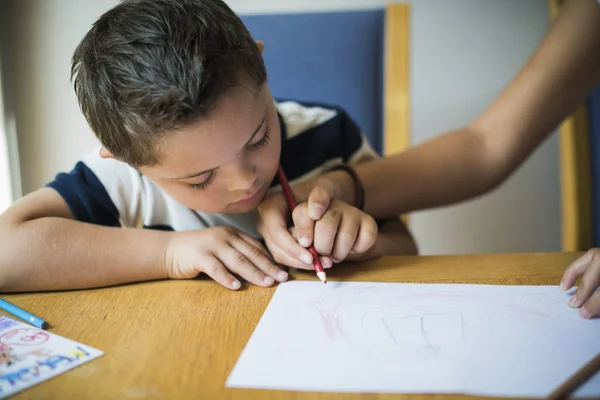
[138,83,282,214]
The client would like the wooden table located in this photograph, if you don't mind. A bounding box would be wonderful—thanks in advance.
[0,252,582,399]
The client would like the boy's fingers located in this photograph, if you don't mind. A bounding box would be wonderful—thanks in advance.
[202,257,242,291]
[580,292,600,319]
[292,204,315,248]
[268,241,315,270]
[570,263,600,308]
[237,231,271,257]
[321,256,333,269]
[261,227,307,269]
[331,215,359,262]
[285,228,332,269]
[313,209,342,256]
[257,204,314,265]
[231,238,288,284]
[219,247,272,288]
[307,183,334,220]
[561,249,596,290]
[351,216,378,254]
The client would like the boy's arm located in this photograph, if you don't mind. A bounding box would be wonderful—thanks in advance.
[0,188,170,292]
[354,0,600,219]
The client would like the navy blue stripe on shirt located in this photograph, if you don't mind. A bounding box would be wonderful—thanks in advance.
[277,102,363,182]
[46,161,121,227]
[143,225,175,231]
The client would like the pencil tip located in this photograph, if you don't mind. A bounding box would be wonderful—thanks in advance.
[317,271,327,283]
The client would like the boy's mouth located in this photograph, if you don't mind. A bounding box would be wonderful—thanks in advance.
[232,185,265,205]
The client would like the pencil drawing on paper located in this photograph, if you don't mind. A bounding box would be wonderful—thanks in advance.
[380,312,467,355]
[303,283,472,358]
[282,282,577,363]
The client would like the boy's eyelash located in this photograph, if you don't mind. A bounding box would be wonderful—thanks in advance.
[187,172,216,191]
[247,127,270,150]
[186,126,270,191]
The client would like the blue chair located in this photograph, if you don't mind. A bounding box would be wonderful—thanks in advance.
[241,10,385,154]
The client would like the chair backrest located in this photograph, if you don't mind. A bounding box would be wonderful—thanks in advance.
[241,10,385,154]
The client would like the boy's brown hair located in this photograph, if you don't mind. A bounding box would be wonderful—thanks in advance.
[71,0,267,166]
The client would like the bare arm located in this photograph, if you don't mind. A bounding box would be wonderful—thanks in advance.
[356,0,600,219]
[0,188,170,292]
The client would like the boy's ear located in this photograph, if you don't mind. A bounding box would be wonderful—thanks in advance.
[255,40,264,55]
[99,147,114,159]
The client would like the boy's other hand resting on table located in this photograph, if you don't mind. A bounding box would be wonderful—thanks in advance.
[561,249,600,319]
[165,226,288,290]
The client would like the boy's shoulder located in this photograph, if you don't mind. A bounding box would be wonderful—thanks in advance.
[274,99,378,183]
[46,149,161,228]
[275,98,352,139]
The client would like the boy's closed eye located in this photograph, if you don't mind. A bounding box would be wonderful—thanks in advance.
[186,172,217,191]
[183,123,272,191]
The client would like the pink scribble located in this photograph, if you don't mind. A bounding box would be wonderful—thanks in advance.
[0,328,49,347]
[319,309,338,340]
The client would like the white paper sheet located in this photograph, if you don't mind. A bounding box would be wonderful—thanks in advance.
[0,316,103,398]
[227,281,600,397]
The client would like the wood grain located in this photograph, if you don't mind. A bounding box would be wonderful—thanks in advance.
[549,0,593,252]
[0,252,582,399]
[384,3,410,158]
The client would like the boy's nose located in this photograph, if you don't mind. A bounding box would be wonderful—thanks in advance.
[224,162,258,192]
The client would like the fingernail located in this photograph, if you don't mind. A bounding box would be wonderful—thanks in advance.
[322,258,332,269]
[277,271,288,281]
[264,276,274,285]
[232,280,241,290]
[301,254,312,264]
[568,296,578,308]
[559,281,567,291]
[309,204,324,219]
[580,307,591,319]
[299,237,311,247]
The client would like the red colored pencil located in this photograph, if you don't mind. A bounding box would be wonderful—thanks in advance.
[276,165,327,284]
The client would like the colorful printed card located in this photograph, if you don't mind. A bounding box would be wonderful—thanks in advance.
[0,316,103,398]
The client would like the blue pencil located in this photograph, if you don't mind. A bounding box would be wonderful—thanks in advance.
[0,298,49,330]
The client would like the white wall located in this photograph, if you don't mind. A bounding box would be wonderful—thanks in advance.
[408,0,559,255]
[2,0,118,196]
[1,0,560,255]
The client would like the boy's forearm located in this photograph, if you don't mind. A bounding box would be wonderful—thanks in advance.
[0,218,171,292]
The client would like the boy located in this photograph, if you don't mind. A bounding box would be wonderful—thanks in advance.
[0,0,416,293]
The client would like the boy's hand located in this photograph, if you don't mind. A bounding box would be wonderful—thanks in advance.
[257,171,356,268]
[561,248,600,319]
[164,226,288,290]
[258,183,377,269]
[289,199,378,267]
